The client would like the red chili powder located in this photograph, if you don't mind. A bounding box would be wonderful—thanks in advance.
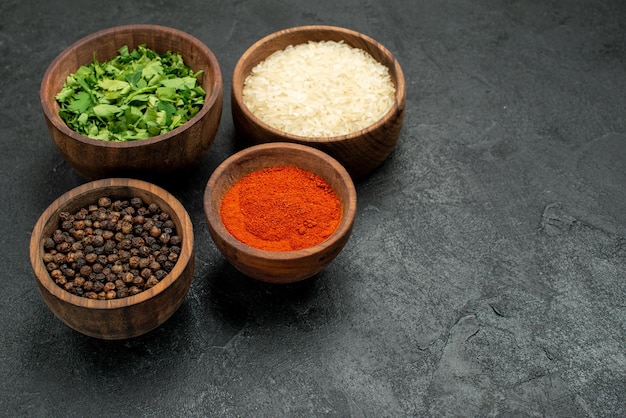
[220,165,342,251]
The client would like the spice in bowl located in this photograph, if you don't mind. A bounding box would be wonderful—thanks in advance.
[220,165,341,251]
[242,40,396,138]
[55,44,206,142]
[41,195,181,299]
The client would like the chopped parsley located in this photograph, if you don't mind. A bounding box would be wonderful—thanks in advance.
[55,44,206,141]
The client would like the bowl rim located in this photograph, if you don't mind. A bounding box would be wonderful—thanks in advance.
[29,178,194,309]
[203,142,357,261]
[231,24,406,143]
[39,23,223,149]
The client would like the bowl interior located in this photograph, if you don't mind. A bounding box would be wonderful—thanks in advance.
[30,178,193,308]
[41,24,222,146]
[205,142,357,259]
[232,25,405,141]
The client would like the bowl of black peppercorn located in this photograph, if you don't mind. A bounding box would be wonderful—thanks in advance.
[29,178,195,340]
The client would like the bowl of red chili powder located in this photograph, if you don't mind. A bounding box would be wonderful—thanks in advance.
[203,142,357,283]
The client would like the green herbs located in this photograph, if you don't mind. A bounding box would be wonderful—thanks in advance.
[55,44,206,141]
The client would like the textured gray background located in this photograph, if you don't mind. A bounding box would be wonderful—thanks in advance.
[1,0,625,416]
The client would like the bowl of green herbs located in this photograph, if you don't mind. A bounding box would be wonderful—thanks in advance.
[40,24,223,180]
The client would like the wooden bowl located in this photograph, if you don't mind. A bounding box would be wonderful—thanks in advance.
[231,25,406,179]
[203,142,357,283]
[40,24,223,180]
[29,178,195,340]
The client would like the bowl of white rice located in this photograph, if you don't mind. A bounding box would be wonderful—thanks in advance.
[231,25,406,179]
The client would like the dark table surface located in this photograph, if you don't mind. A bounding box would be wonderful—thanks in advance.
[2,0,625,416]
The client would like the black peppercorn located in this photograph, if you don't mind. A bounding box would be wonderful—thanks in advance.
[118,239,132,251]
[128,256,140,269]
[53,253,66,264]
[85,253,97,264]
[75,258,86,269]
[122,272,134,284]
[140,268,152,280]
[146,276,159,288]
[92,235,104,247]
[138,257,150,269]
[137,246,151,258]
[131,237,145,248]
[121,222,133,235]
[111,263,124,275]
[149,226,161,238]
[159,233,170,244]
[92,281,104,292]
[148,203,160,214]
[115,200,129,210]
[103,240,116,254]
[42,196,180,299]
[130,197,143,208]
[57,241,71,253]
[72,229,86,240]
[52,231,65,244]
[43,238,56,250]
[117,250,130,263]
[79,264,92,277]
[98,197,112,208]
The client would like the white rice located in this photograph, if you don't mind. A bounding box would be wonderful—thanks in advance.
[242,40,395,138]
